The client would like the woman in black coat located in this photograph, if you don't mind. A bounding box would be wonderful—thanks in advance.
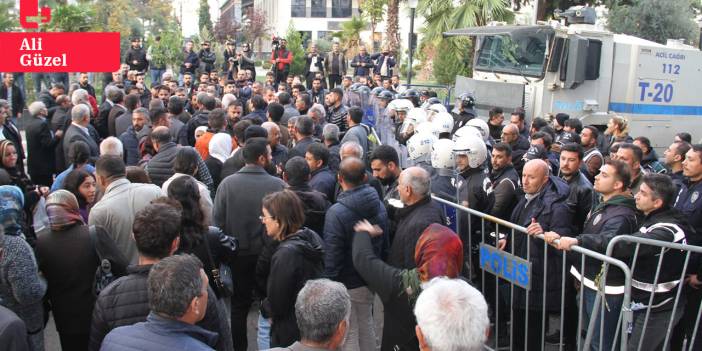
[261,190,324,347]
[167,175,238,299]
[35,190,128,350]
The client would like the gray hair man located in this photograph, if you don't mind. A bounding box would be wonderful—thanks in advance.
[63,104,99,164]
[270,279,351,351]
[323,123,341,171]
[71,88,90,106]
[389,166,446,269]
[100,254,218,350]
[100,136,124,157]
[414,278,489,351]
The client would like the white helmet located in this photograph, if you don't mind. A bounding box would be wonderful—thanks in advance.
[453,133,487,169]
[431,138,455,169]
[416,121,440,138]
[426,103,448,120]
[452,125,482,143]
[401,107,428,135]
[466,118,490,141]
[432,112,454,135]
[389,98,413,113]
[407,132,437,161]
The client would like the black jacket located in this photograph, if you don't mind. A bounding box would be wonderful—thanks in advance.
[25,116,60,179]
[287,137,315,159]
[508,176,574,310]
[96,100,113,138]
[89,264,233,351]
[309,166,336,201]
[489,165,520,220]
[510,135,531,174]
[176,227,238,299]
[450,109,475,134]
[204,156,224,189]
[303,54,325,77]
[36,225,127,335]
[0,84,24,118]
[199,49,216,73]
[574,195,639,291]
[352,232,420,351]
[145,142,178,187]
[458,167,492,247]
[179,110,210,146]
[323,184,389,289]
[561,169,594,233]
[37,90,58,119]
[124,46,149,72]
[674,179,702,277]
[219,149,246,181]
[388,196,446,269]
[289,183,330,236]
[213,165,286,256]
[266,228,324,347]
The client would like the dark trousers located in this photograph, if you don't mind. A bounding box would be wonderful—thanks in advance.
[274,70,289,88]
[59,332,89,351]
[512,307,546,350]
[671,286,702,351]
[305,72,324,89]
[29,173,53,188]
[230,254,259,351]
[328,74,342,89]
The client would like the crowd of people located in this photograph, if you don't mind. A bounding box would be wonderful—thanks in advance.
[0,36,700,351]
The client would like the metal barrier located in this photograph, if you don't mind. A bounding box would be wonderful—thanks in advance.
[604,235,702,351]
[432,195,633,351]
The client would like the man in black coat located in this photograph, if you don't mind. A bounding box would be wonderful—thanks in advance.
[213,138,286,351]
[144,127,178,187]
[489,142,520,220]
[179,94,214,147]
[124,38,149,73]
[89,203,232,351]
[303,44,325,89]
[63,105,99,165]
[558,143,594,232]
[288,116,316,159]
[0,99,25,171]
[388,167,446,270]
[504,159,574,351]
[36,82,65,120]
[25,102,63,186]
[0,73,24,120]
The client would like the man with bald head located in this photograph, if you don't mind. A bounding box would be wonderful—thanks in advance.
[501,123,530,173]
[262,121,288,174]
[323,157,388,351]
[388,166,446,269]
[145,126,179,186]
[501,159,574,350]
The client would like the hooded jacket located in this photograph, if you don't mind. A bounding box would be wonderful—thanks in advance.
[266,228,324,347]
[508,176,574,310]
[323,184,388,289]
[573,195,640,293]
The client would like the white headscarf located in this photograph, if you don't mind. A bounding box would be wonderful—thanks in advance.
[209,133,233,163]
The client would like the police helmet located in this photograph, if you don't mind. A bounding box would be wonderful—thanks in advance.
[378,90,395,101]
[401,89,419,99]
[458,92,476,109]
[453,133,487,169]
[431,138,456,170]
[416,122,440,138]
[432,112,454,135]
[371,87,384,97]
[452,125,483,143]
[466,118,490,141]
[407,132,437,161]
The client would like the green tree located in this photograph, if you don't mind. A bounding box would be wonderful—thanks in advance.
[50,3,95,32]
[331,16,368,56]
[360,0,386,49]
[198,0,213,35]
[0,0,18,32]
[608,0,697,45]
[285,22,308,76]
[146,22,184,69]
[417,0,513,84]
[242,7,270,57]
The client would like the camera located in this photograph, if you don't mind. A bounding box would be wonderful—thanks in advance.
[228,57,235,63]
[271,36,280,50]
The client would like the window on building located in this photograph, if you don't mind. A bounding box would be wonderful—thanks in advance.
[331,0,351,18]
[291,0,306,17]
[311,0,326,17]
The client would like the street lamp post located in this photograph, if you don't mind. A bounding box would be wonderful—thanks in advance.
[407,0,418,86]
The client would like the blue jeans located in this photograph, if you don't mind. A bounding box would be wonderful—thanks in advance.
[150,68,165,86]
[257,313,271,350]
[583,287,624,351]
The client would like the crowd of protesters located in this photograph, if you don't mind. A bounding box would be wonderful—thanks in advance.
[0,35,700,351]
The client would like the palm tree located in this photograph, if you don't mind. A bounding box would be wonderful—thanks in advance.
[384,0,400,52]
[332,15,368,56]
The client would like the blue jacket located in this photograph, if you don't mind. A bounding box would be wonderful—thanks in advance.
[119,126,150,166]
[323,184,388,289]
[241,109,267,125]
[309,166,336,201]
[100,312,217,351]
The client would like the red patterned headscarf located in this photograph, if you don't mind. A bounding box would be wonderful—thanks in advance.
[46,190,84,231]
[414,223,464,282]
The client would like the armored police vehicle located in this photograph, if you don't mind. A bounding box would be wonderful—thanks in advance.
[445,6,702,152]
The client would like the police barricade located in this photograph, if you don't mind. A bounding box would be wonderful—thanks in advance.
[602,235,702,351]
[431,195,633,351]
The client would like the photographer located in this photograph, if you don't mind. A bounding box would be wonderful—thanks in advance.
[371,47,396,80]
[303,43,325,90]
[270,38,293,86]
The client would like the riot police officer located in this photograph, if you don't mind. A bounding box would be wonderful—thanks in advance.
[451,92,477,134]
